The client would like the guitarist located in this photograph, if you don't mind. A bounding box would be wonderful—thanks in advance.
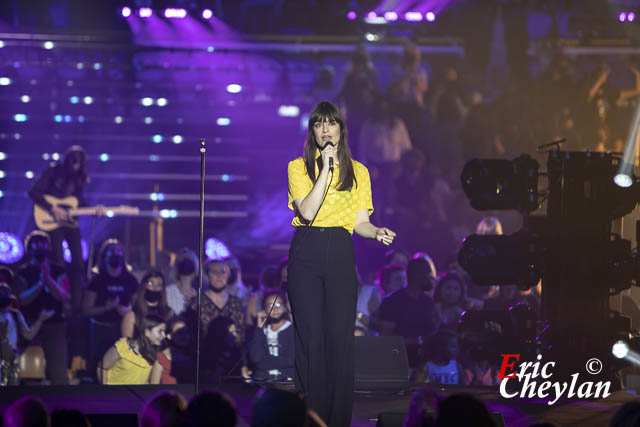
[28,145,90,314]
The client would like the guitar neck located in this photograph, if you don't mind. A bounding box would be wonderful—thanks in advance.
[70,208,100,216]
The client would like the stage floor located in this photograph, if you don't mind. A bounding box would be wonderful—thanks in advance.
[0,383,635,426]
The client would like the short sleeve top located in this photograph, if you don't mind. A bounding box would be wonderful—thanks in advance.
[287,156,374,234]
[104,337,152,385]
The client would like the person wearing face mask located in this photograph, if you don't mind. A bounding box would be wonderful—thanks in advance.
[165,248,198,316]
[379,257,440,368]
[28,146,94,314]
[83,239,138,382]
[248,291,294,382]
[0,282,55,385]
[14,231,69,384]
[121,270,171,338]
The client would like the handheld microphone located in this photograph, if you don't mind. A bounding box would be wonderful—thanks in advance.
[324,141,334,172]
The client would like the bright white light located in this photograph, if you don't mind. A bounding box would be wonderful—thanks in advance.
[364,16,388,24]
[152,135,163,144]
[614,174,633,188]
[70,96,79,104]
[172,135,183,144]
[202,9,213,19]
[139,8,152,18]
[0,191,3,198]
[426,11,436,22]
[13,114,27,122]
[0,171,5,178]
[0,77,11,86]
[93,63,102,70]
[106,210,114,218]
[100,153,109,162]
[159,209,178,219]
[25,171,34,179]
[207,46,215,53]
[43,41,54,50]
[384,11,398,21]
[84,96,93,104]
[365,32,380,42]
[226,84,242,93]
[144,117,153,125]
[121,7,132,18]
[141,97,154,107]
[21,95,30,103]
[613,340,629,359]
[404,11,423,21]
[114,116,123,124]
[164,8,187,18]
[205,237,230,259]
[156,98,168,107]
[217,117,230,126]
[0,152,6,160]
[0,41,4,48]
[278,105,300,117]
[52,153,60,160]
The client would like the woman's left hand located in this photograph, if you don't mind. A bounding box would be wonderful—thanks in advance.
[375,227,396,246]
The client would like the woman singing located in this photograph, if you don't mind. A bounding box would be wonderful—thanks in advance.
[287,101,395,426]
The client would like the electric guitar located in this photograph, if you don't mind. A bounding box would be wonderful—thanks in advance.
[34,195,139,231]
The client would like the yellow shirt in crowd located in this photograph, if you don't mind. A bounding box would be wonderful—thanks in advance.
[104,337,152,385]
[288,155,374,234]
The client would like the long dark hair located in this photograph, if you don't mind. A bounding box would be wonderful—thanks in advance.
[135,270,170,319]
[303,101,357,192]
[131,314,166,365]
[61,145,88,185]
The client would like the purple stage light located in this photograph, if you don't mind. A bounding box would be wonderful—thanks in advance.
[628,12,635,21]
[164,8,187,19]
[139,7,152,18]
[0,232,23,264]
[619,12,626,21]
[426,11,436,22]
[205,238,230,260]
[202,9,213,19]
[367,11,377,20]
[121,7,132,18]
[347,10,357,20]
[384,11,398,22]
[405,11,423,22]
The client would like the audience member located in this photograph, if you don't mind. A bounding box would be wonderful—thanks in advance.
[403,387,436,427]
[166,248,198,316]
[380,257,439,367]
[252,388,326,427]
[150,318,192,384]
[4,396,50,427]
[99,314,166,384]
[122,270,171,338]
[248,291,294,381]
[433,272,468,331]
[201,316,246,384]
[140,391,187,427]
[423,330,465,385]
[186,390,237,427]
[434,394,496,427]
[384,248,410,267]
[84,239,138,380]
[224,256,251,312]
[379,264,407,296]
[355,269,382,332]
[0,282,54,385]
[50,409,91,427]
[14,231,68,385]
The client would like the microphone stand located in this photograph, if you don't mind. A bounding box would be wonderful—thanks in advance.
[195,138,206,396]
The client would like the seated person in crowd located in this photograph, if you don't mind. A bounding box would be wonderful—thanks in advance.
[0,282,54,385]
[83,239,138,379]
[378,263,407,296]
[99,314,166,384]
[248,291,294,381]
[421,330,465,385]
[150,318,194,384]
[356,268,382,333]
[433,271,468,331]
[121,270,171,338]
[201,316,246,384]
[380,257,439,366]
[14,230,69,385]
[165,248,198,316]
[224,256,251,312]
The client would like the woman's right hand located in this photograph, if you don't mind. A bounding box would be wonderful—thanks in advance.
[320,144,336,172]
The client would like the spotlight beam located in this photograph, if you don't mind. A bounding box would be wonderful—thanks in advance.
[615,101,640,187]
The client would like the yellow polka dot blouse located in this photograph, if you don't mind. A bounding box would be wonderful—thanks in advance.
[288,156,374,234]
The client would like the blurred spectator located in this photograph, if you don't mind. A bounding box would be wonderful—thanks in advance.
[140,391,187,427]
[150,318,193,384]
[248,291,294,381]
[14,231,68,385]
[99,314,166,384]
[166,248,198,316]
[121,270,171,338]
[389,42,429,150]
[51,409,91,427]
[339,44,379,157]
[4,396,50,427]
[356,269,382,332]
[224,256,251,312]
[433,272,468,331]
[186,259,245,343]
[380,258,439,367]
[84,239,138,381]
[610,400,640,427]
[252,388,326,427]
[201,316,246,384]
[423,330,465,385]
[384,249,410,268]
[0,282,54,385]
[403,387,437,427]
[465,217,503,308]
[186,390,237,427]
[378,264,407,296]
[360,94,413,224]
[435,394,497,427]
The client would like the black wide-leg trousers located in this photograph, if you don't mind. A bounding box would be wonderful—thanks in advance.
[287,226,358,427]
